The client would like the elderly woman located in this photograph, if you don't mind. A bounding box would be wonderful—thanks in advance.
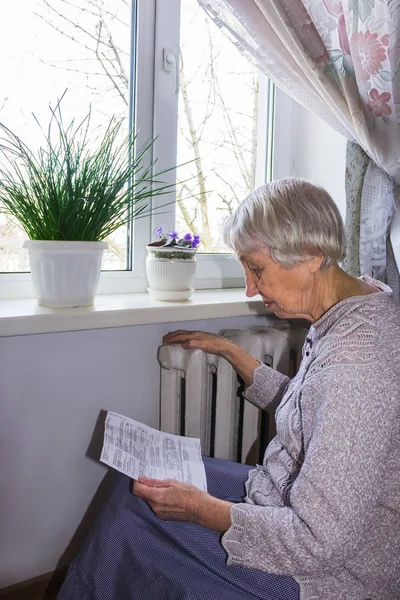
[58,179,399,600]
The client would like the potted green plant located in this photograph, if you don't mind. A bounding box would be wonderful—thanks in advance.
[0,100,175,307]
[146,226,201,301]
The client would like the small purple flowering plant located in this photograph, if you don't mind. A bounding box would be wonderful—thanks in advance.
[148,226,200,259]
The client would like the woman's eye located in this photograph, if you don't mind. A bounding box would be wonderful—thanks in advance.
[245,262,262,278]
[248,266,261,278]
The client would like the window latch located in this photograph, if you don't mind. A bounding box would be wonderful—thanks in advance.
[162,48,179,95]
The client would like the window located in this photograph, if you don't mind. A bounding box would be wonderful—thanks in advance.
[0,0,291,298]
[0,0,131,275]
[175,0,274,254]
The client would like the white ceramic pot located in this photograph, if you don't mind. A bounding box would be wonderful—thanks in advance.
[146,245,197,301]
[23,240,108,307]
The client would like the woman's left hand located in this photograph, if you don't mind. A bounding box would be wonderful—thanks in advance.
[133,477,205,522]
[133,477,233,532]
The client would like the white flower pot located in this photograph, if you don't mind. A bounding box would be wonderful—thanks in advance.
[23,240,108,307]
[146,245,197,301]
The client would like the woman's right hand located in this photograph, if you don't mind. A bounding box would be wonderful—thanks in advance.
[163,330,261,387]
[162,330,235,357]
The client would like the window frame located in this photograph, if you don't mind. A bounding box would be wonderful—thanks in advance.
[0,0,293,299]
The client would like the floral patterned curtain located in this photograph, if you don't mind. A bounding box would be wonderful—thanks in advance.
[197,0,400,292]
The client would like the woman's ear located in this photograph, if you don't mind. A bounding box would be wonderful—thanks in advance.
[307,255,325,274]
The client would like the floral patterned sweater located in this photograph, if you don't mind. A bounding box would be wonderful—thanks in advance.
[222,279,400,600]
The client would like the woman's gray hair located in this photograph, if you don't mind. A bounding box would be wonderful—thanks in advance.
[222,178,346,268]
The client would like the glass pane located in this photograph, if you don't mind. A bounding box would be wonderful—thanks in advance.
[176,0,272,253]
[0,0,131,272]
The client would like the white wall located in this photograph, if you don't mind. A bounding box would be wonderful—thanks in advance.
[291,102,347,221]
[0,314,273,588]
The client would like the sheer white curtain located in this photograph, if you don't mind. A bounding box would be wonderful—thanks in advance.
[198,0,400,291]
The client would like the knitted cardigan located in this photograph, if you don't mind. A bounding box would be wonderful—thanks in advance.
[221,279,400,600]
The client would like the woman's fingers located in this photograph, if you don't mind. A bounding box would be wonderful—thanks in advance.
[163,330,200,343]
[133,480,161,499]
[163,331,204,349]
[133,480,171,505]
[163,330,228,355]
[133,478,205,522]
[136,476,170,487]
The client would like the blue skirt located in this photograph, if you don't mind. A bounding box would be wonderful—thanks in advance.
[57,456,299,600]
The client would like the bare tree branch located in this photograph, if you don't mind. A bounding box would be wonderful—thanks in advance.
[36,0,129,105]
[179,62,213,250]
[95,21,128,105]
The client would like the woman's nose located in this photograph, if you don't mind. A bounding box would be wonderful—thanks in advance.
[245,272,259,298]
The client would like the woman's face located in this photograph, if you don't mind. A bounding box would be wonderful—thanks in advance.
[240,247,318,320]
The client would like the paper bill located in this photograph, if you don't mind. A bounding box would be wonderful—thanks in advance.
[100,411,207,491]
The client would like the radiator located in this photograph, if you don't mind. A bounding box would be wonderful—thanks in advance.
[158,324,308,465]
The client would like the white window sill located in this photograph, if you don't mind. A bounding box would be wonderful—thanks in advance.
[0,289,266,337]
